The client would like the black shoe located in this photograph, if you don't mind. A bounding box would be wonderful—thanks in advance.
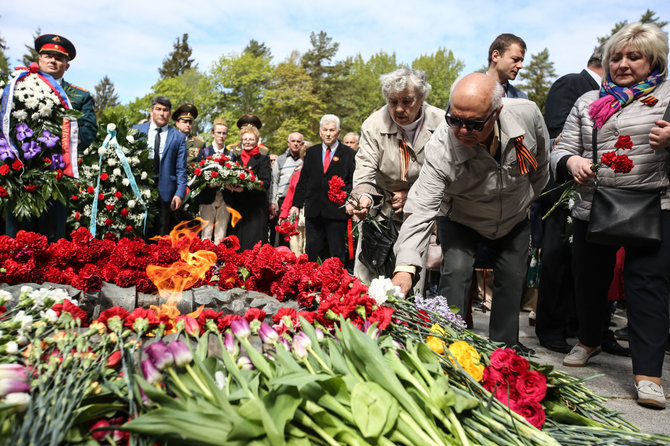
[614,327,629,341]
[539,338,573,354]
[601,338,631,357]
[511,342,535,356]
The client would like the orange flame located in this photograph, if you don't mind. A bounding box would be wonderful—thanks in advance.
[146,218,217,306]
[227,206,242,227]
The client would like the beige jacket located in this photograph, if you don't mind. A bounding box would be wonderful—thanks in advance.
[395,98,549,269]
[352,103,445,219]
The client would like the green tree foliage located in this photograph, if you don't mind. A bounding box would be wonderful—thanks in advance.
[101,94,153,128]
[598,9,667,43]
[344,51,402,132]
[153,68,211,134]
[92,75,120,121]
[517,48,557,115]
[412,47,464,110]
[0,33,9,73]
[261,53,323,149]
[207,51,273,143]
[244,39,272,59]
[158,33,197,79]
[21,27,41,66]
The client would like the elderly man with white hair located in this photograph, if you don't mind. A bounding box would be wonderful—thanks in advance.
[392,73,549,354]
[291,115,356,263]
[346,68,444,290]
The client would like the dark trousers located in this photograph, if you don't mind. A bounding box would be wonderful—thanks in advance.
[572,213,670,377]
[305,216,347,264]
[5,199,68,242]
[535,207,577,342]
[437,216,530,346]
[151,200,182,238]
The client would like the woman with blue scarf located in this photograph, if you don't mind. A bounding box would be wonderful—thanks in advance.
[551,22,670,409]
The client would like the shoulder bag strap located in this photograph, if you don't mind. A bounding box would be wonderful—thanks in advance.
[592,126,599,185]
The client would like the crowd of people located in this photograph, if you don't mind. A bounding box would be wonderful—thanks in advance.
[3,24,670,410]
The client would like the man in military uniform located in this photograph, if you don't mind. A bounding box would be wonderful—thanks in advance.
[5,34,98,241]
[226,114,270,156]
[172,103,205,163]
[34,34,98,149]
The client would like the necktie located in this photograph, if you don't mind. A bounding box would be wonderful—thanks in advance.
[153,127,162,173]
[323,146,331,173]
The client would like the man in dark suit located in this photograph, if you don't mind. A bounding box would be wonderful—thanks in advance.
[290,114,356,263]
[486,33,528,99]
[535,44,631,357]
[134,96,187,237]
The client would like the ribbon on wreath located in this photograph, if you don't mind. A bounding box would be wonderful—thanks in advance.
[0,63,79,178]
[89,125,149,238]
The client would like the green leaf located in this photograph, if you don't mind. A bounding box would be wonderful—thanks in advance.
[196,332,211,361]
[270,371,332,387]
[264,386,303,438]
[351,381,399,439]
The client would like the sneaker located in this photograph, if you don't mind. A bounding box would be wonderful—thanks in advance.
[563,344,601,367]
[635,380,666,409]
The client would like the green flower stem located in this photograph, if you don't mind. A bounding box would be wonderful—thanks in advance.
[307,346,332,373]
[447,409,471,446]
[301,357,317,375]
[167,367,193,398]
[397,411,444,446]
[185,363,215,402]
[294,409,340,446]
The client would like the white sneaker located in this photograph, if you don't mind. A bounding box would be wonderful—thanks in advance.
[562,344,601,367]
[635,380,666,409]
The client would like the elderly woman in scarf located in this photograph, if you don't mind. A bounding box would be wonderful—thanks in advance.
[222,124,272,250]
[551,22,670,409]
[346,68,444,292]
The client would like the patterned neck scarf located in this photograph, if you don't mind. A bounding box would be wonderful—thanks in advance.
[588,70,663,129]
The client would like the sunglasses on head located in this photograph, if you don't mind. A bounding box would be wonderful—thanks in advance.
[445,105,497,132]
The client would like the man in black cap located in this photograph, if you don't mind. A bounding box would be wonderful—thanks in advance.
[134,96,188,237]
[226,113,270,156]
[172,103,205,163]
[34,34,97,149]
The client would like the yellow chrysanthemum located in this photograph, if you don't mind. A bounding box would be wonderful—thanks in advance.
[464,363,485,382]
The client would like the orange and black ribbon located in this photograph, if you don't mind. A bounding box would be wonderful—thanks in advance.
[399,137,411,182]
[513,136,537,175]
[641,96,658,106]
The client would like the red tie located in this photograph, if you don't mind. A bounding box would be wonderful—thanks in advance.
[323,146,331,173]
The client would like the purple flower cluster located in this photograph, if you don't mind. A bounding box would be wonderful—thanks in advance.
[414,294,466,328]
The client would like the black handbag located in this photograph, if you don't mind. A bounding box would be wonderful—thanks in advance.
[586,127,662,247]
[359,215,398,278]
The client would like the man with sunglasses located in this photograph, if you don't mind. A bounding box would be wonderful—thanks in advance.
[392,73,549,354]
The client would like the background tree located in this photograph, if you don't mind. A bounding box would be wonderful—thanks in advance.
[598,9,667,43]
[20,27,41,66]
[244,39,272,59]
[412,47,464,110]
[92,76,120,120]
[0,29,9,73]
[153,68,210,135]
[517,48,556,115]
[158,33,197,79]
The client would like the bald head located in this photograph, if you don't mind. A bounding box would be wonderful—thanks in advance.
[448,73,503,147]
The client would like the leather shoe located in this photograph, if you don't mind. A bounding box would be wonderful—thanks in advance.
[539,338,573,354]
[510,342,535,356]
[602,338,631,357]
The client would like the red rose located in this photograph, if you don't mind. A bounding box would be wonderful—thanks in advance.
[489,348,517,372]
[25,184,37,193]
[492,381,520,406]
[225,162,232,169]
[515,370,547,403]
[508,354,529,375]
[0,186,8,197]
[210,170,219,178]
[114,191,123,199]
[71,194,79,200]
[239,172,246,180]
[194,168,202,176]
[614,135,633,150]
[11,160,23,170]
[100,172,109,181]
[106,204,114,211]
[199,160,206,166]
[250,174,256,182]
[510,399,546,429]
[75,212,81,220]
[0,164,9,175]
[56,169,63,180]
[125,225,133,232]
[243,308,266,322]
[87,186,95,193]
[600,151,617,167]
[98,193,105,201]
[105,219,113,226]
[612,154,634,174]
[121,208,129,216]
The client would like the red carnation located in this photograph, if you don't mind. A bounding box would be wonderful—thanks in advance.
[199,160,206,166]
[210,170,219,178]
[75,212,81,220]
[87,186,95,193]
[121,208,129,216]
[217,314,242,332]
[0,164,9,175]
[0,187,8,198]
[106,350,122,368]
[225,162,232,169]
[71,194,79,200]
[600,151,617,167]
[114,191,123,199]
[56,169,63,180]
[243,308,266,323]
[11,160,23,170]
[612,154,634,174]
[25,185,37,193]
[100,172,109,181]
[327,175,347,206]
[194,168,202,176]
[98,193,104,201]
[125,225,133,232]
[614,135,633,150]
[238,172,246,180]
[51,299,88,324]
[96,306,130,327]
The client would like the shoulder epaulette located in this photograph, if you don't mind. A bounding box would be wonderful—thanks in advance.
[68,84,89,93]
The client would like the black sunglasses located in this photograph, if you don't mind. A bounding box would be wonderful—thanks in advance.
[445,105,497,132]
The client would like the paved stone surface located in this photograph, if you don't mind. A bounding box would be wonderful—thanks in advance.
[471,308,670,435]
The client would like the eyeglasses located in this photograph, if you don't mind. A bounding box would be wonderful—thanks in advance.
[445,106,497,132]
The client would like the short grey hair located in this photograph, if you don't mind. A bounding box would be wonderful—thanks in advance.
[344,132,358,141]
[380,68,431,102]
[320,114,340,131]
[587,43,605,68]
[603,22,668,78]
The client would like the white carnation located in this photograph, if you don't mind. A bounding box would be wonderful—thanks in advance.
[0,290,11,305]
[31,112,41,121]
[126,135,135,144]
[108,158,117,166]
[122,178,130,186]
[113,168,122,177]
[127,200,136,208]
[141,171,148,180]
[41,308,59,324]
[106,123,116,132]
[12,110,27,121]
[367,276,403,304]
[5,341,18,355]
